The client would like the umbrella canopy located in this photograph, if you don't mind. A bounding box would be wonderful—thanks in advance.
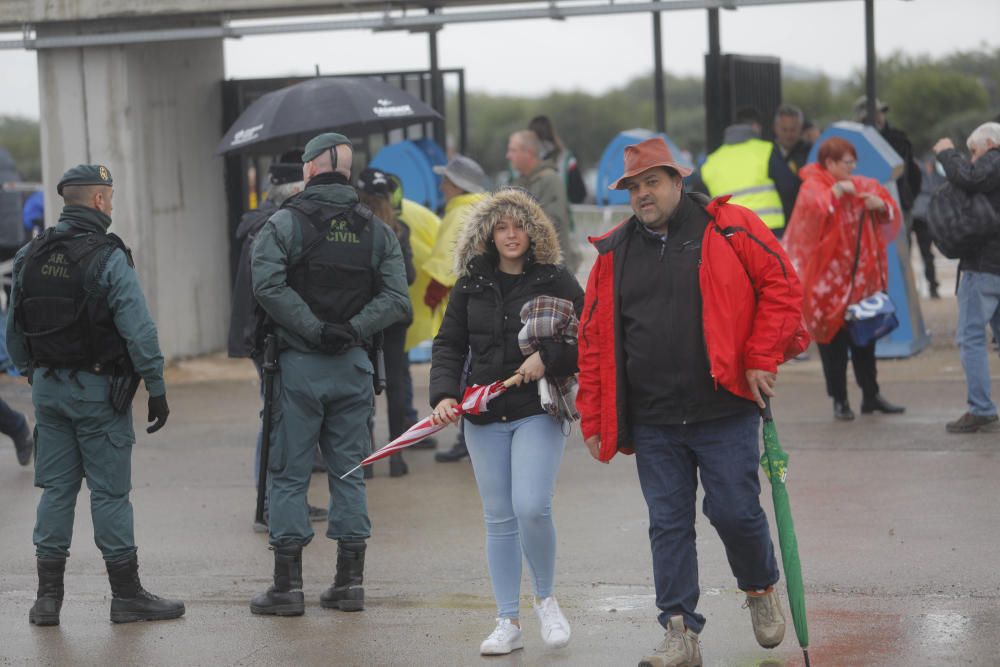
[340,375,520,479]
[760,398,811,667]
[216,77,443,155]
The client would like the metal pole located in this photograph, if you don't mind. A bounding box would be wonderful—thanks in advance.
[706,7,723,152]
[458,70,468,155]
[427,12,446,149]
[652,0,666,133]
[864,0,876,126]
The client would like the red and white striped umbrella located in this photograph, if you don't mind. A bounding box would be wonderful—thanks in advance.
[340,375,521,479]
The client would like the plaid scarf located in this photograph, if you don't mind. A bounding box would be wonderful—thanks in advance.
[518,295,580,422]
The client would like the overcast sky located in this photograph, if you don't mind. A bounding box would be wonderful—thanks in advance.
[1,0,998,119]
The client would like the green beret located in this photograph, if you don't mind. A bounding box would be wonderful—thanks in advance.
[301,133,353,163]
[57,164,113,196]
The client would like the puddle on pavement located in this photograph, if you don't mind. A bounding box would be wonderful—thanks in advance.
[596,593,656,612]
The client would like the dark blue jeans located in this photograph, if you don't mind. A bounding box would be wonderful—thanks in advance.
[632,411,778,634]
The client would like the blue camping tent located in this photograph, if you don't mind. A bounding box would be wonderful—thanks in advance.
[595,129,694,206]
[370,138,447,212]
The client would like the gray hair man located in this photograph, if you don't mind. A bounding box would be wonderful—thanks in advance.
[933,122,1000,433]
[507,130,582,274]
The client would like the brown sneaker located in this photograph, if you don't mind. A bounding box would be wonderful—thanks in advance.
[946,412,1000,434]
[744,587,785,649]
[638,615,702,667]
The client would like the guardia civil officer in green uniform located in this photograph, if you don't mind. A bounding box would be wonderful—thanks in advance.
[5,165,184,626]
[249,133,411,616]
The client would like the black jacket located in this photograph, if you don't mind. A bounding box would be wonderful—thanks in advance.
[618,195,754,425]
[938,146,1000,276]
[430,256,584,425]
[881,123,923,212]
[227,200,278,358]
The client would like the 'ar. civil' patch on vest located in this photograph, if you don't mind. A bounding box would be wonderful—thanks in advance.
[282,198,379,326]
[326,217,362,244]
[18,229,130,370]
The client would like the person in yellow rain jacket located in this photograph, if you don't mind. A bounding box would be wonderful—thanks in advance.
[424,155,488,462]
[395,194,443,352]
[424,155,489,321]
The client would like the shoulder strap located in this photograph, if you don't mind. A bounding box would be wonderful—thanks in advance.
[846,211,883,304]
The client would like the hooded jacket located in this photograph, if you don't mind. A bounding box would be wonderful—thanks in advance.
[782,163,901,344]
[430,188,584,425]
[576,195,808,461]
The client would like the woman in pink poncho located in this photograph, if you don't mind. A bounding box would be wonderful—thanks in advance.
[783,136,904,421]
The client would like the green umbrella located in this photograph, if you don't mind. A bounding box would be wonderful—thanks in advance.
[760,397,811,666]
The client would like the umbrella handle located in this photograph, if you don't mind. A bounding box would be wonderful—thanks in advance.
[502,374,524,388]
[760,395,774,422]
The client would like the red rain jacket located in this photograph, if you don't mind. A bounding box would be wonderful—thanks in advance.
[577,196,809,461]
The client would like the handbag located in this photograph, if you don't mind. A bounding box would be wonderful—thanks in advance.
[844,211,899,347]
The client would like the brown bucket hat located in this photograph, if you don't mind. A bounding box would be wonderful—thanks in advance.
[609,137,693,190]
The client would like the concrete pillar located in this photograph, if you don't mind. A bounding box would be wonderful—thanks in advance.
[36,23,229,360]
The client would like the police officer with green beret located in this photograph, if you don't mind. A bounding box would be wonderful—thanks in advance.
[250,133,411,616]
[6,164,184,626]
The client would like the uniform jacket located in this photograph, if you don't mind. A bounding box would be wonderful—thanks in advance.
[430,188,584,425]
[251,181,411,354]
[783,163,901,344]
[6,209,166,397]
[576,195,808,461]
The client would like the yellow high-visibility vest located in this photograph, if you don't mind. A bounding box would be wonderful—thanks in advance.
[701,138,785,230]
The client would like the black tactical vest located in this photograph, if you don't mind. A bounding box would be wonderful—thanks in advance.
[283,198,378,326]
[18,228,130,372]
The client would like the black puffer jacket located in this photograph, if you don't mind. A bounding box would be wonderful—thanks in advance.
[429,189,584,425]
[938,146,1000,276]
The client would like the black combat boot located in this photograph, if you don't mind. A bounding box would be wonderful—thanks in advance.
[28,558,65,626]
[320,540,366,612]
[106,554,186,623]
[250,546,305,616]
[389,452,408,478]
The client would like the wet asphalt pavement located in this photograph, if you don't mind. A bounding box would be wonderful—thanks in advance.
[1,286,999,666]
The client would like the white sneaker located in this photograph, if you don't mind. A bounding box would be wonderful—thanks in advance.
[480,617,524,655]
[534,596,571,649]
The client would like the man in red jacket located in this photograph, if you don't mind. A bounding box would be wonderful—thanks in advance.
[577,138,807,667]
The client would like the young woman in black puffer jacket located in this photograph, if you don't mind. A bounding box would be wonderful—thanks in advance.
[429,187,583,657]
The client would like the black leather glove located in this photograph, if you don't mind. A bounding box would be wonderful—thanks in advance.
[320,322,358,354]
[146,394,169,434]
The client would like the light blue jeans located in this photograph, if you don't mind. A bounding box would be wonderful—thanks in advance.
[956,271,1000,416]
[464,414,566,619]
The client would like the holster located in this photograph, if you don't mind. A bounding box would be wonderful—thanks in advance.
[109,357,141,413]
[369,331,386,395]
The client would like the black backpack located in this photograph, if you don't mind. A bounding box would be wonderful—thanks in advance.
[927,181,1000,259]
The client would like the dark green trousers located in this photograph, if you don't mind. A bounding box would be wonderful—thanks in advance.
[267,347,374,548]
[31,369,136,561]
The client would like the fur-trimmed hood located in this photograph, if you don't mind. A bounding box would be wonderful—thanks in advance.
[454,188,563,277]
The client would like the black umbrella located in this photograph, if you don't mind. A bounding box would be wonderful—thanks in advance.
[216,77,442,155]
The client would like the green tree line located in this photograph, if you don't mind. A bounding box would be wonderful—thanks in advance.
[451,47,1000,176]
